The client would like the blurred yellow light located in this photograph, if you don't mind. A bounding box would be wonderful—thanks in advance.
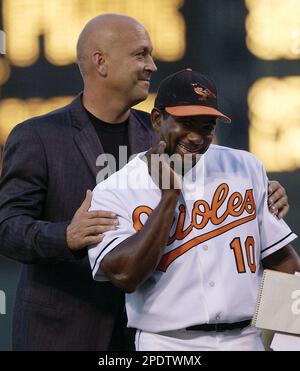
[134,93,155,114]
[245,0,300,59]
[0,57,10,85]
[248,77,300,171]
[0,97,73,145]
[3,0,185,66]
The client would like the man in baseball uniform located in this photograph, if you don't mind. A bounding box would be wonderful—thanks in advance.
[88,69,300,351]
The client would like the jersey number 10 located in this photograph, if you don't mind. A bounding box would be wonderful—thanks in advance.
[230,237,256,273]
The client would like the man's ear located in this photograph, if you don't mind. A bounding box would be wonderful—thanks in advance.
[151,108,163,133]
[92,50,108,77]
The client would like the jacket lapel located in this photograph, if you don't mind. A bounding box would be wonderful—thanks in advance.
[128,110,155,155]
[69,95,103,179]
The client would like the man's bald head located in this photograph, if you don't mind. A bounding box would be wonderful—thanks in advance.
[76,14,147,78]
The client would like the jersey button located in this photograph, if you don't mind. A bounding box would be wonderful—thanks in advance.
[216,314,221,321]
[209,281,215,287]
[203,244,208,251]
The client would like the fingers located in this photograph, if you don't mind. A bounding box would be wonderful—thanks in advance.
[268,190,289,219]
[66,220,117,250]
[157,141,166,154]
[278,204,290,220]
[146,141,182,190]
[67,197,119,250]
[272,193,288,209]
[77,217,119,237]
[267,181,289,219]
[268,189,284,206]
[268,188,287,211]
[268,181,285,204]
[78,189,93,212]
[83,234,104,246]
[148,141,167,156]
[268,180,279,195]
[83,217,118,227]
[86,210,117,219]
[270,194,289,214]
[85,225,118,236]
[268,181,287,203]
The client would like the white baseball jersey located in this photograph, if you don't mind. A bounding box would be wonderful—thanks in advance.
[88,144,297,333]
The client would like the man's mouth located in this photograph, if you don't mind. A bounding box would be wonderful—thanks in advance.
[139,76,151,83]
[176,142,203,154]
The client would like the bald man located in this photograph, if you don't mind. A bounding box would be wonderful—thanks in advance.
[0,13,289,351]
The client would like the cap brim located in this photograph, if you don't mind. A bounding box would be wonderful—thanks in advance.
[165,106,231,123]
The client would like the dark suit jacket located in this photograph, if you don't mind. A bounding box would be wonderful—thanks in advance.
[0,95,156,350]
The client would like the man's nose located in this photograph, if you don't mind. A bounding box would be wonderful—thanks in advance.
[186,131,205,145]
[146,56,157,73]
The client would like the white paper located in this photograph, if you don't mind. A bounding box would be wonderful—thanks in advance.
[271,333,300,351]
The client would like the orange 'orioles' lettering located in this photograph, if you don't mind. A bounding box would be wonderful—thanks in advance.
[132,205,153,231]
[132,183,256,272]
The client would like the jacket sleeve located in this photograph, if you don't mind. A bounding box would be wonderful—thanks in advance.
[0,123,79,263]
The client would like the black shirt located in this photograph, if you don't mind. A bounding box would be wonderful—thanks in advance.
[86,110,130,171]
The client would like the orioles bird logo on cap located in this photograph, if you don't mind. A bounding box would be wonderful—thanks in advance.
[191,83,216,101]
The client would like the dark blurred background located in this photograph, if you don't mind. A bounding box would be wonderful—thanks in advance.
[0,0,300,350]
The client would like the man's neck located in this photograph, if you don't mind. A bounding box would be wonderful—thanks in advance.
[82,89,130,123]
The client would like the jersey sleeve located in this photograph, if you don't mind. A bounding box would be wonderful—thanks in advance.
[88,185,136,281]
[256,163,297,260]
